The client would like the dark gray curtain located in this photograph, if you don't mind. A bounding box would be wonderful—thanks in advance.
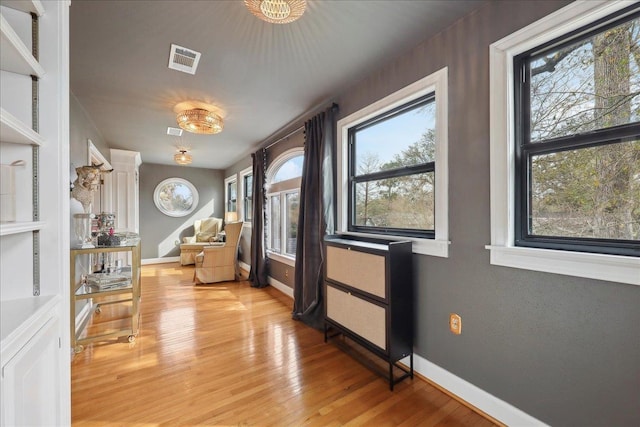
[292,104,338,329]
[249,149,269,288]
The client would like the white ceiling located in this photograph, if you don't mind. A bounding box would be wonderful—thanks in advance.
[70,0,486,169]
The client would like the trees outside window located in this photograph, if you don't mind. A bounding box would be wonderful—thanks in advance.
[515,7,639,256]
[349,94,436,238]
[489,2,639,283]
[337,67,449,257]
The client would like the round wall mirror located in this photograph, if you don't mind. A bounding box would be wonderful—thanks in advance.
[153,177,199,217]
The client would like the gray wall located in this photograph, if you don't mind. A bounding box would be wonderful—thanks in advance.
[139,163,224,259]
[326,1,638,425]
[70,92,110,173]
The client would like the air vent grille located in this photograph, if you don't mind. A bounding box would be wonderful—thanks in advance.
[168,44,201,75]
[167,127,183,137]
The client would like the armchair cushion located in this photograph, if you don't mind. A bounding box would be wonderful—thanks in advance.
[196,231,217,242]
[182,217,222,244]
[199,218,220,234]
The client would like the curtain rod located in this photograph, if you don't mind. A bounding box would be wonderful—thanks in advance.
[264,125,304,150]
[262,103,339,151]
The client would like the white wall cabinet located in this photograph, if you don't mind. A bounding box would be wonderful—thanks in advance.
[1,297,61,426]
[0,0,70,424]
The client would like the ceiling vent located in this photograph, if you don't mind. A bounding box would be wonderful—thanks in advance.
[167,127,183,137]
[168,44,201,75]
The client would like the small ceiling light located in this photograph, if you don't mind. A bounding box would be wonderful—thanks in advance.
[174,149,192,166]
[176,108,223,135]
[244,0,306,24]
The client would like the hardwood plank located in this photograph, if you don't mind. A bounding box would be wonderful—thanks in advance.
[71,262,498,426]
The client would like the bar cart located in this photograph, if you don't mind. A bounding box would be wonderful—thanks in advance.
[70,242,141,353]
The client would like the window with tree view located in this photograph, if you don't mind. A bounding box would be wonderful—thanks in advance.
[243,173,253,222]
[515,7,639,256]
[349,94,435,237]
[267,151,303,259]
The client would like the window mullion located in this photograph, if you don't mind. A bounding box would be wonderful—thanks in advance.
[354,162,434,182]
[281,193,287,255]
[524,125,640,155]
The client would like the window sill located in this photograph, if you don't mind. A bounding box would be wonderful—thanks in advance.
[485,245,639,286]
[339,231,449,258]
[267,252,295,267]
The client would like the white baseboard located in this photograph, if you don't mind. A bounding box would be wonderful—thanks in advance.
[237,261,293,299]
[75,301,93,336]
[406,354,548,426]
[268,276,293,299]
[239,261,250,274]
[142,256,180,265]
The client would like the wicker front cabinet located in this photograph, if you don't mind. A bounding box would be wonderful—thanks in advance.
[323,235,413,390]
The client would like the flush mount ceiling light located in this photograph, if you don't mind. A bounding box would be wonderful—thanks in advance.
[176,108,223,135]
[174,149,192,166]
[244,0,306,24]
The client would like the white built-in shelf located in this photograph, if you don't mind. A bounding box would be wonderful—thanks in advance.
[0,220,45,236]
[0,294,58,361]
[0,12,45,77]
[0,0,44,17]
[0,107,44,145]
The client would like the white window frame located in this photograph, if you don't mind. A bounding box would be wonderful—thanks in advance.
[265,148,304,267]
[487,0,640,286]
[224,174,237,219]
[239,166,253,226]
[336,67,449,257]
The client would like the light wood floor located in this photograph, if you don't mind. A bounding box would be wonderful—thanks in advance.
[71,263,497,426]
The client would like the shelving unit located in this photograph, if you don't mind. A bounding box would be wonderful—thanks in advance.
[0,220,45,235]
[0,107,45,145]
[0,0,44,16]
[0,0,70,424]
[70,243,141,353]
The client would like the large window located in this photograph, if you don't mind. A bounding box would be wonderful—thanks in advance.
[224,175,237,218]
[239,166,253,223]
[266,149,303,264]
[489,1,640,285]
[337,68,449,257]
[349,94,436,238]
[514,7,639,257]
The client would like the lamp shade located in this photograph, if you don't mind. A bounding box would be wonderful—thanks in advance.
[225,211,238,223]
[174,150,192,165]
[244,0,306,24]
[176,108,223,134]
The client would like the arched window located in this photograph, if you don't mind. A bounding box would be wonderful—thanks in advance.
[266,148,304,262]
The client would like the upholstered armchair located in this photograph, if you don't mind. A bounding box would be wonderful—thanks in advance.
[193,221,244,284]
[179,217,223,265]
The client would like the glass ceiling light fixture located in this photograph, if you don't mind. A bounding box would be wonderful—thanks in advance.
[174,149,192,166]
[176,108,223,135]
[244,0,306,24]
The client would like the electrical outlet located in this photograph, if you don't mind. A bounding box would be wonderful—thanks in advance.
[285,269,289,278]
[449,313,462,335]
